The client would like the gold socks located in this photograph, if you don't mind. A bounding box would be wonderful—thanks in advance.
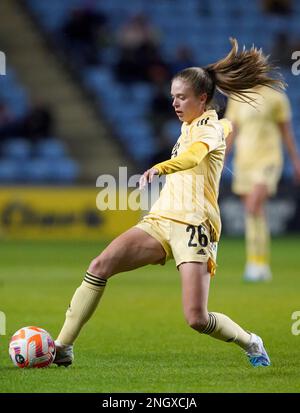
[57,272,107,345]
[201,312,251,350]
[246,214,270,265]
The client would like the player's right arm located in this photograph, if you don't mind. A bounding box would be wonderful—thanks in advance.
[139,142,209,189]
[139,118,232,189]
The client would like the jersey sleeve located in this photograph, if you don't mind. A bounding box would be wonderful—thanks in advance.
[190,121,224,152]
[153,142,209,175]
[273,92,292,123]
[220,118,233,138]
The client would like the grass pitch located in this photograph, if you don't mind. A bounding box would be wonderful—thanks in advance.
[0,237,300,393]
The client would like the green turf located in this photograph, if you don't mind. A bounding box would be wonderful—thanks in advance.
[0,237,300,393]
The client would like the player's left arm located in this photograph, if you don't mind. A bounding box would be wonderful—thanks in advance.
[278,121,300,182]
[139,142,209,189]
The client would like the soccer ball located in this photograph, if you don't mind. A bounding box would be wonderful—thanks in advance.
[9,326,56,368]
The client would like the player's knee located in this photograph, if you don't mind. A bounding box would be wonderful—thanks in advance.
[186,311,209,331]
[88,255,112,280]
[245,199,256,215]
[245,193,266,215]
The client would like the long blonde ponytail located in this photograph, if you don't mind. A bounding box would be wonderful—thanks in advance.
[173,38,286,105]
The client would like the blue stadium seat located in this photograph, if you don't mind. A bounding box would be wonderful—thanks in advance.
[35,139,67,159]
[84,67,115,92]
[49,159,80,183]
[163,119,181,143]
[131,83,154,105]
[1,138,32,160]
[24,158,79,183]
[0,67,29,117]
[23,159,53,183]
[130,140,156,162]
[0,160,23,183]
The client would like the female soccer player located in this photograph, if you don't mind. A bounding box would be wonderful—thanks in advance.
[54,39,285,367]
[225,86,300,282]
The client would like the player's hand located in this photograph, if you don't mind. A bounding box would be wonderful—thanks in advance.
[139,168,159,190]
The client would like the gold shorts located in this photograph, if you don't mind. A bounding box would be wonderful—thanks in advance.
[136,214,218,276]
[232,164,282,196]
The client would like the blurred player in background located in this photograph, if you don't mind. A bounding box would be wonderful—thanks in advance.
[54,39,285,368]
[226,86,300,282]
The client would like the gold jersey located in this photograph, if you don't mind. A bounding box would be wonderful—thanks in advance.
[150,110,228,241]
[225,86,292,170]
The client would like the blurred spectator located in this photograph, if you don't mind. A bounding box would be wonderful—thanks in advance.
[0,102,13,127]
[61,6,108,66]
[271,32,294,66]
[149,79,173,132]
[170,45,196,76]
[115,48,148,83]
[117,13,160,53]
[115,44,170,84]
[22,100,54,141]
[115,13,169,83]
[147,56,171,84]
[262,0,292,15]
[150,131,174,165]
[0,100,54,142]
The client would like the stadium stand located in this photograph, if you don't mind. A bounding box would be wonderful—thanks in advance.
[24,0,300,178]
[0,0,130,184]
[0,66,79,183]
